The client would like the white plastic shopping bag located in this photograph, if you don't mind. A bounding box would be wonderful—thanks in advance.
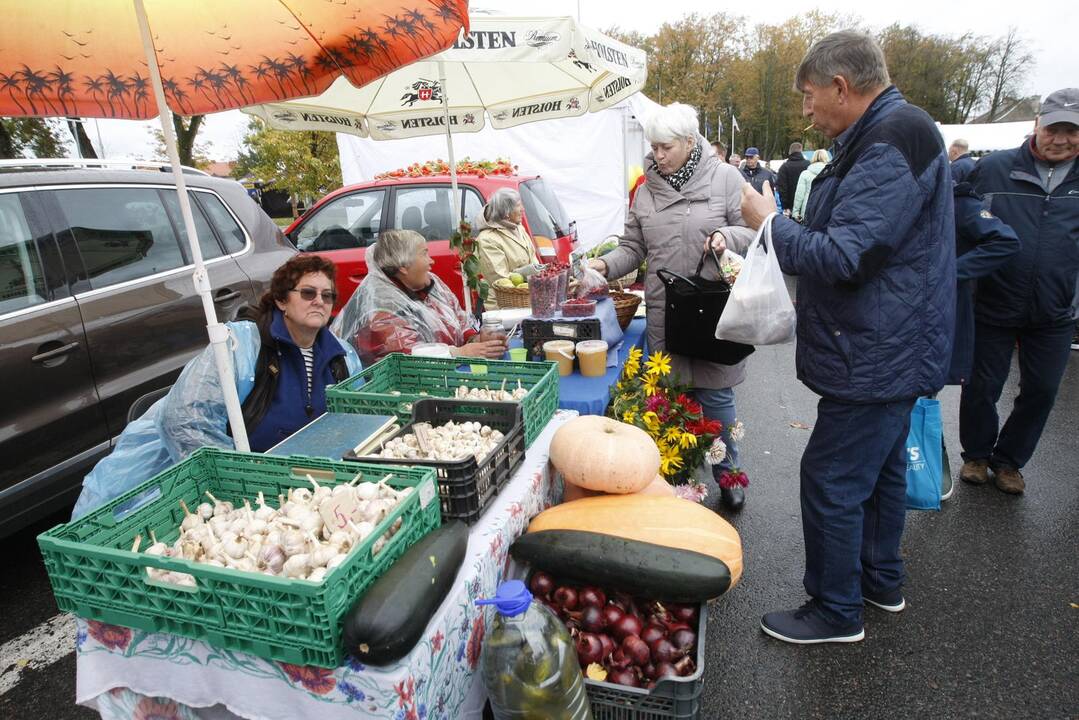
[715,214,796,345]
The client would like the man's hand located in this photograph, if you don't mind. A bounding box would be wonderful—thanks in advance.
[740,180,778,231]
[587,258,608,277]
[707,230,726,253]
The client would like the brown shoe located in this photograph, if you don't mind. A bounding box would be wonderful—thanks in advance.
[959,459,990,485]
[993,467,1025,494]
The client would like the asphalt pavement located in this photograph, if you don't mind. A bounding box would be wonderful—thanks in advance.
[2,336,1076,719]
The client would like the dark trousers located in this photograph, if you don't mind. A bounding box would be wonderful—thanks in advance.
[959,320,1074,470]
[801,397,915,626]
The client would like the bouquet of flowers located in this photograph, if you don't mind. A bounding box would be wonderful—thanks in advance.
[449,219,488,305]
[374,157,516,180]
[608,349,725,495]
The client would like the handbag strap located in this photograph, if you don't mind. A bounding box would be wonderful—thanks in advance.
[656,267,700,290]
[694,247,723,277]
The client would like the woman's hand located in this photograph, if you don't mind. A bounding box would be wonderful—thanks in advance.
[455,339,508,359]
[587,258,608,277]
[707,230,727,253]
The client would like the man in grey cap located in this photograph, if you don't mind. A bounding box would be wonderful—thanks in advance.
[959,88,1079,495]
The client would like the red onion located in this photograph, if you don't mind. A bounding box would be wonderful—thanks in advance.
[621,634,650,666]
[578,586,607,608]
[606,667,640,687]
[670,628,696,655]
[648,637,680,664]
[528,571,555,598]
[576,632,604,668]
[667,603,699,624]
[601,604,625,628]
[643,663,657,680]
[654,661,678,680]
[673,655,696,677]
[609,591,633,611]
[640,623,666,646]
[611,613,643,641]
[553,586,579,611]
[664,620,691,634]
[607,647,632,670]
[579,605,605,633]
[597,633,616,660]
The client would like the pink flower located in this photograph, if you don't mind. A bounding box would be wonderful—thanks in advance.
[431,629,445,653]
[279,662,337,695]
[87,621,132,651]
[466,615,485,669]
[133,697,183,720]
[673,482,710,504]
[718,470,749,490]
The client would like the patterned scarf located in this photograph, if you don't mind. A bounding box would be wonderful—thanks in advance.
[655,141,702,191]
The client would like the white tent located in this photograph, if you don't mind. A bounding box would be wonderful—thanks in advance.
[936,120,1032,152]
[337,93,662,251]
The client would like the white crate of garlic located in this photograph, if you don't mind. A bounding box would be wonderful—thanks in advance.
[135,474,412,586]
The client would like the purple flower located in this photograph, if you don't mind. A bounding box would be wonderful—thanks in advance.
[346,655,366,673]
[339,680,366,703]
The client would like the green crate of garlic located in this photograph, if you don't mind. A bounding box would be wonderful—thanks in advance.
[37,448,440,668]
[325,352,558,448]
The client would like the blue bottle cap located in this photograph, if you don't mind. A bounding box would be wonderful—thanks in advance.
[475,579,533,617]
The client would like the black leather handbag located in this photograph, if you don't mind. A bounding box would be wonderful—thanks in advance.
[656,249,755,365]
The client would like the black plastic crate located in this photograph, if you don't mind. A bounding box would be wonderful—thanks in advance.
[342,399,525,524]
[522,317,602,360]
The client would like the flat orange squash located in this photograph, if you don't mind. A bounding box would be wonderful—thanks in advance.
[527,495,743,587]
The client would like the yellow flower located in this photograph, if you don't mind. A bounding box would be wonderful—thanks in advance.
[628,347,644,364]
[664,426,683,443]
[679,431,698,449]
[622,410,636,424]
[642,411,660,432]
[659,454,684,476]
[622,358,640,379]
[645,351,672,377]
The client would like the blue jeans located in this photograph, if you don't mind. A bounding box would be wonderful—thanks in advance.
[959,320,1074,470]
[693,387,739,476]
[800,397,915,626]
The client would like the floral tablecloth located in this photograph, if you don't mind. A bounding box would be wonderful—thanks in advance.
[76,411,577,720]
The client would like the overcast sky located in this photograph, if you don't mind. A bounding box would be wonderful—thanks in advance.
[85,1,1073,162]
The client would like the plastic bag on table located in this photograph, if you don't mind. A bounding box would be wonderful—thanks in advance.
[72,322,261,519]
[715,214,796,345]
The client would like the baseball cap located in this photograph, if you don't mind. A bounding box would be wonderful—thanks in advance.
[1038,88,1079,127]
[745,147,760,157]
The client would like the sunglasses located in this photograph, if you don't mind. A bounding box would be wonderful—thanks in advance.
[290,287,338,304]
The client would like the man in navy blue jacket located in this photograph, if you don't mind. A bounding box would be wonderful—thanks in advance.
[959,89,1079,495]
[736,31,955,644]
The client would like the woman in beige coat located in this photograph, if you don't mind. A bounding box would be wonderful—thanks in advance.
[591,102,756,511]
[476,188,540,309]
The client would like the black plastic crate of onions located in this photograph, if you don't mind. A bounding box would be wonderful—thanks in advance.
[342,398,527,524]
[37,448,441,668]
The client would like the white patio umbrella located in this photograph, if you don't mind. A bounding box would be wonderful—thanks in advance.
[243,15,648,311]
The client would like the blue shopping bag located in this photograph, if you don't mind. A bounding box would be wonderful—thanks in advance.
[905,397,942,511]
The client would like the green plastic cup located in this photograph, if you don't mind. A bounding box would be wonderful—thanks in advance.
[508,347,528,362]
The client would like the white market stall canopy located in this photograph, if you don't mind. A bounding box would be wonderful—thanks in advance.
[936,120,1032,152]
[337,93,662,249]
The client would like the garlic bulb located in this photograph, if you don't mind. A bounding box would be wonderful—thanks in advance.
[282,553,310,579]
[307,567,328,582]
[196,502,214,520]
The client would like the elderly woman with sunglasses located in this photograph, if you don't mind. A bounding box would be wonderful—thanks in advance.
[72,255,361,517]
[333,229,508,365]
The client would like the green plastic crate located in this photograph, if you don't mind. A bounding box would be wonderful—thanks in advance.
[326,353,559,447]
[38,448,440,669]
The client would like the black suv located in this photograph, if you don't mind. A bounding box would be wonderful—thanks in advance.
[0,166,296,537]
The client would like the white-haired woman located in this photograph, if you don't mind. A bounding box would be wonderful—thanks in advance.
[589,102,757,511]
[475,187,540,308]
[332,230,507,365]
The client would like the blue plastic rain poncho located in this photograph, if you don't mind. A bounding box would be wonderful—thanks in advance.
[72,321,360,519]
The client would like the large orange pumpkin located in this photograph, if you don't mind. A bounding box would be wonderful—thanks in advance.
[549,416,660,494]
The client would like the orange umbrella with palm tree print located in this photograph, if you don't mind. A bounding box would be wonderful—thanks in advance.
[1,0,468,119]
[0,0,467,452]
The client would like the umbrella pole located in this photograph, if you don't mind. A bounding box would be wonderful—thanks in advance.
[133,0,250,451]
[437,60,470,315]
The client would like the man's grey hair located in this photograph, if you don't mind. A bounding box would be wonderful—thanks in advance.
[950,138,969,152]
[643,102,700,144]
[794,31,890,94]
[789,141,803,153]
[483,188,522,224]
[371,229,426,273]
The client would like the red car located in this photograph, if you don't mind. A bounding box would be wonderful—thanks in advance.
[286,173,577,313]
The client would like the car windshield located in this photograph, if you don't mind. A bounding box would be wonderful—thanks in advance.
[520,178,571,239]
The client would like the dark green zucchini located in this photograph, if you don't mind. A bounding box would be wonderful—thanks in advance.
[511,529,731,602]
[343,520,468,664]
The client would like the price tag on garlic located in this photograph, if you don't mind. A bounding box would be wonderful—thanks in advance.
[418,477,436,509]
[412,422,434,455]
[319,492,359,531]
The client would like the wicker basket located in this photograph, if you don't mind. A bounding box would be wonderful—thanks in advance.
[492,284,531,309]
[610,291,642,330]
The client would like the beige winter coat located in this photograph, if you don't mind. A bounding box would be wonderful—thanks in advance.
[602,149,756,390]
[476,221,539,309]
